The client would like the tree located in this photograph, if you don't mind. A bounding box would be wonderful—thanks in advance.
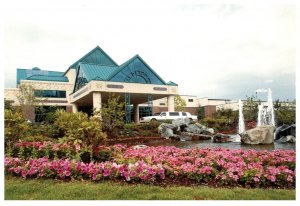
[174,95,187,111]
[97,93,125,134]
[4,99,14,111]
[54,110,107,149]
[274,99,296,126]
[16,84,37,122]
[243,96,259,122]
[4,109,29,152]
[196,106,205,120]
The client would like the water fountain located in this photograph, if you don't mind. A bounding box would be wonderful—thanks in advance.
[238,99,245,133]
[256,88,275,127]
[234,99,245,142]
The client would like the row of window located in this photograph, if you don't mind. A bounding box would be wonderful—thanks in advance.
[35,90,66,98]
[34,89,195,103]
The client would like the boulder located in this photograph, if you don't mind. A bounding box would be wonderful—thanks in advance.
[277,135,296,143]
[213,133,232,143]
[158,118,214,140]
[133,145,147,149]
[179,135,193,141]
[275,124,296,140]
[158,123,177,139]
[180,132,212,140]
[185,124,203,134]
[240,125,275,145]
[172,118,190,132]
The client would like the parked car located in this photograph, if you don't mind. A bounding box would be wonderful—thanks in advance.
[139,111,198,123]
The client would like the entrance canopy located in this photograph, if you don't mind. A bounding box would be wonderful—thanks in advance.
[69,46,178,107]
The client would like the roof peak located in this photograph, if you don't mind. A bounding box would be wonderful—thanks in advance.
[68,46,118,69]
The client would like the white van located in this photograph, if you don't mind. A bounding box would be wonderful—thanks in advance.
[140,111,198,123]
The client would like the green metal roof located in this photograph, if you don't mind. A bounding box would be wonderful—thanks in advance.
[27,75,68,82]
[78,62,119,81]
[17,68,68,85]
[108,55,167,85]
[68,46,118,70]
[167,81,178,86]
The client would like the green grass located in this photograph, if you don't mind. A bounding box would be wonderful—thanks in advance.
[5,176,295,200]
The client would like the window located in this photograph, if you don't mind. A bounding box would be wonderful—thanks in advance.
[182,112,187,116]
[35,90,66,98]
[169,112,179,116]
[161,112,166,116]
[188,99,194,102]
[159,103,166,106]
[74,68,88,92]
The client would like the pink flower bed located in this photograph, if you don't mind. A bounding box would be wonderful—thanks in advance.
[5,144,296,188]
[5,157,165,182]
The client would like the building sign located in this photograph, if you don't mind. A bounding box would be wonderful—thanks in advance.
[153,87,167,91]
[124,70,151,84]
[107,84,124,89]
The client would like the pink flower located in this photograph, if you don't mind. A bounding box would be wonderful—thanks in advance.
[21,170,27,178]
[253,177,260,182]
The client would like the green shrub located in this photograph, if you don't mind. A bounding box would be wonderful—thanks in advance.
[98,93,125,135]
[4,109,29,151]
[93,149,113,162]
[200,117,233,132]
[54,110,107,148]
[274,100,296,126]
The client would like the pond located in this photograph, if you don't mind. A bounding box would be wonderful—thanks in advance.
[145,136,296,151]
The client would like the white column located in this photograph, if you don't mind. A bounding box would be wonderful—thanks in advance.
[93,92,102,112]
[134,104,139,124]
[72,103,78,113]
[167,95,175,112]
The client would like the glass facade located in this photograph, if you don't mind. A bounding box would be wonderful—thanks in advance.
[74,68,88,92]
[35,90,66,98]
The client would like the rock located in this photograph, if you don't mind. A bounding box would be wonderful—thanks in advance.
[195,122,206,129]
[275,124,296,140]
[172,118,190,132]
[213,133,232,143]
[158,118,214,140]
[240,125,275,145]
[133,145,147,149]
[277,135,296,143]
[207,128,215,135]
[158,123,177,139]
[179,135,192,141]
[185,124,203,134]
[185,123,215,135]
[180,132,212,140]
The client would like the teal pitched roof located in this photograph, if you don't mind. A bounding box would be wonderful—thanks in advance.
[167,81,178,86]
[108,55,167,85]
[78,62,119,81]
[27,75,69,82]
[68,46,118,70]
[17,68,68,85]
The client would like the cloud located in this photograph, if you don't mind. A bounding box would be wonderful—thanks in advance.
[2,2,296,101]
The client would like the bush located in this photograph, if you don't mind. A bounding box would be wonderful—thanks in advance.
[98,93,125,135]
[276,110,295,126]
[200,117,233,132]
[54,110,107,148]
[274,100,296,126]
[4,109,29,151]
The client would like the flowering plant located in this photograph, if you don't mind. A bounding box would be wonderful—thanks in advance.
[5,144,295,188]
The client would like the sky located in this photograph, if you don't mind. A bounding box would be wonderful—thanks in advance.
[1,0,297,101]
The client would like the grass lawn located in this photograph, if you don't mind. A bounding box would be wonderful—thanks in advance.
[5,176,295,200]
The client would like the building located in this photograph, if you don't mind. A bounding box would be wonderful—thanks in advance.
[4,46,179,123]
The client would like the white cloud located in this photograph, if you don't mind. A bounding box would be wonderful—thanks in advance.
[264,80,273,83]
[1,0,296,100]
